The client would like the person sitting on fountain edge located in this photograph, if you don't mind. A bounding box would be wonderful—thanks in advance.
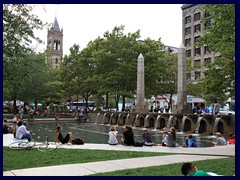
[120,125,134,146]
[142,130,154,146]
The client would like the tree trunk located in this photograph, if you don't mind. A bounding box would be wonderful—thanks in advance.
[122,95,126,112]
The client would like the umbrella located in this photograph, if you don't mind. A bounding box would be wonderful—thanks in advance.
[30,103,43,106]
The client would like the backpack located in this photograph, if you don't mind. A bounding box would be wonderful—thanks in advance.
[72,138,84,145]
[133,141,143,147]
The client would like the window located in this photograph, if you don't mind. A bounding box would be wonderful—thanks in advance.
[186,50,191,57]
[194,48,201,56]
[204,58,211,64]
[55,58,58,64]
[185,38,191,46]
[195,71,201,80]
[194,24,201,32]
[194,36,201,44]
[204,12,210,18]
[194,59,201,67]
[204,21,211,28]
[194,12,201,21]
[185,16,191,24]
[186,73,191,80]
[54,40,61,50]
[204,46,211,54]
[185,27,191,35]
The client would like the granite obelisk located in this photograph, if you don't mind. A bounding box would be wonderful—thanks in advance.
[136,53,148,113]
[177,43,187,114]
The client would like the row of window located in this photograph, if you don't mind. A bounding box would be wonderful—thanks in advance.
[185,12,210,24]
[186,71,209,81]
[194,58,212,67]
[186,46,211,57]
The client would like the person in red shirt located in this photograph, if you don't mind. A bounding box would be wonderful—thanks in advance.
[227,133,235,145]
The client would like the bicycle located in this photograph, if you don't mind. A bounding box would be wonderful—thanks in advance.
[38,134,58,152]
[8,134,58,152]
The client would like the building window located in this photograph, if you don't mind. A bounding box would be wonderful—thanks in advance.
[194,48,201,56]
[194,59,201,67]
[194,12,201,21]
[204,58,211,64]
[185,38,191,46]
[186,50,191,57]
[186,73,191,80]
[54,40,61,50]
[195,71,201,80]
[194,24,201,32]
[185,16,191,24]
[204,46,211,54]
[55,58,58,64]
[204,12,210,18]
[204,21,211,28]
[185,27,191,35]
[194,36,201,44]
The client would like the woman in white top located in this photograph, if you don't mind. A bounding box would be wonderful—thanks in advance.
[108,125,118,145]
[16,121,32,142]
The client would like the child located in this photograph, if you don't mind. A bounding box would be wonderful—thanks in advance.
[186,134,198,147]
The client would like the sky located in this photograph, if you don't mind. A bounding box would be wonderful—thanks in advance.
[33,4,183,56]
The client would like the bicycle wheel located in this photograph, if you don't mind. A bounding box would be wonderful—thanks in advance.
[8,141,30,150]
[38,142,58,152]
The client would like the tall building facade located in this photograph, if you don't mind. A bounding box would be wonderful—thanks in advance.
[181,4,219,83]
[47,17,63,68]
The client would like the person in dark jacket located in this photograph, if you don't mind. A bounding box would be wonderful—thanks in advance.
[120,125,134,146]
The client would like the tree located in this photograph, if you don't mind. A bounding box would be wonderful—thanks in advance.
[3,4,46,114]
[198,4,235,105]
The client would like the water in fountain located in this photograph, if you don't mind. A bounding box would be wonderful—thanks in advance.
[133,114,140,127]
[154,115,161,130]
[102,113,107,125]
[213,117,221,133]
[144,115,150,127]
[181,115,187,132]
[167,115,174,129]
[96,112,100,123]
[195,116,203,134]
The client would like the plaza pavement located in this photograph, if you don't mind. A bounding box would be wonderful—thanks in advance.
[3,133,235,176]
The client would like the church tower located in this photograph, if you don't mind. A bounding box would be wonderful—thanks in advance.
[47,17,63,68]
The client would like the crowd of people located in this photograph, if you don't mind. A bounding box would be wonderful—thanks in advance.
[3,116,235,148]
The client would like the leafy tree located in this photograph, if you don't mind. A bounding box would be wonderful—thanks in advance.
[3,4,46,114]
[199,4,235,105]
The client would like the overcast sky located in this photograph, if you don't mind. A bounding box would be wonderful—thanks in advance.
[33,4,183,56]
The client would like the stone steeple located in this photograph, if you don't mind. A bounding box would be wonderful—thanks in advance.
[47,17,63,68]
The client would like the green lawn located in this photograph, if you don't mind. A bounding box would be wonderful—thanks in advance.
[91,157,235,176]
[3,147,235,176]
[3,147,173,171]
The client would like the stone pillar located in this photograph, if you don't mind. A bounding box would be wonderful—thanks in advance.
[136,53,148,113]
[176,44,188,114]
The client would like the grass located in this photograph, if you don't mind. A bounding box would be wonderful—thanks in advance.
[3,147,174,171]
[91,157,235,176]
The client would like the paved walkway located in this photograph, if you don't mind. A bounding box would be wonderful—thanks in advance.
[3,134,235,176]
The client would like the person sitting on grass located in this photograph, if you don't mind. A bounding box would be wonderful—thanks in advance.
[55,125,73,144]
